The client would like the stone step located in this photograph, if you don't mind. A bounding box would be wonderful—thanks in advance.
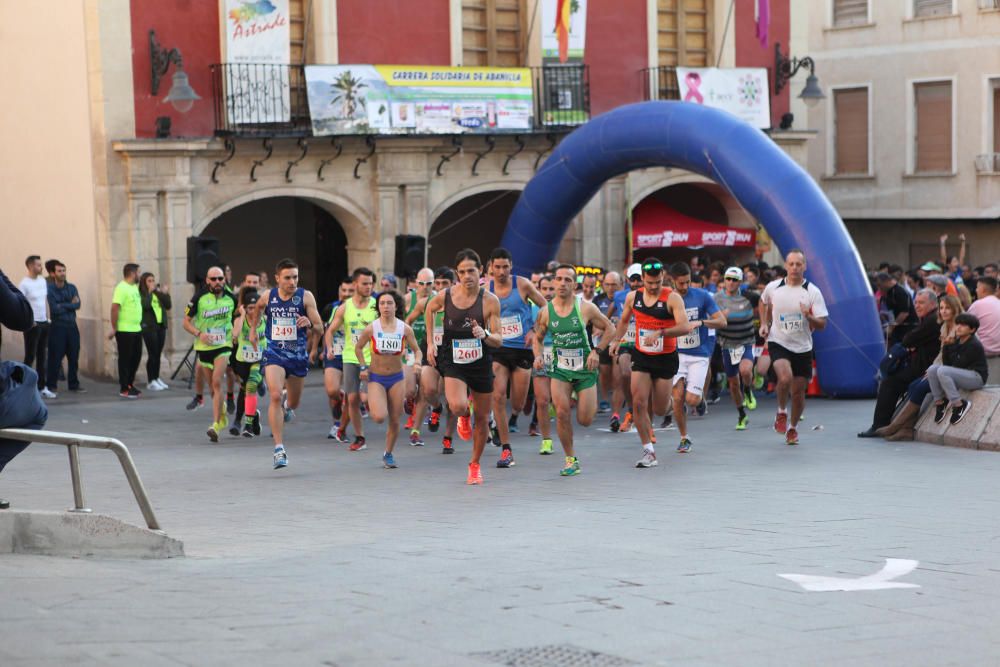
[0,510,184,559]
[915,387,1000,451]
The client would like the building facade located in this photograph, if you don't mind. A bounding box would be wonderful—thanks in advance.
[2,0,811,378]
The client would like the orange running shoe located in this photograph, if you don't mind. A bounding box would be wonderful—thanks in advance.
[467,462,483,485]
[620,412,633,432]
[457,414,472,441]
[405,414,415,431]
[774,412,788,434]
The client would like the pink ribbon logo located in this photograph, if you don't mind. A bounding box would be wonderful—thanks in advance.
[684,72,704,104]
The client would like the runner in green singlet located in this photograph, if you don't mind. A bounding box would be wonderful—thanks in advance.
[402,267,434,446]
[532,264,617,477]
[230,288,266,437]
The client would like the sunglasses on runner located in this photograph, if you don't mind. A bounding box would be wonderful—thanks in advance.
[207,277,225,282]
[725,277,741,282]
[642,261,663,275]
[417,280,433,286]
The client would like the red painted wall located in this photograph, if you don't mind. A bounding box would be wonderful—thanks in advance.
[734,0,789,129]
[585,0,648,116]
[337,0,451,65]
[131,0,220,138]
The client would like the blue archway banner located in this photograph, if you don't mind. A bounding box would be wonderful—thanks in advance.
[500,101,881,397]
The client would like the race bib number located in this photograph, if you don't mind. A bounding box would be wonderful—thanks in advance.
[452,338,483,364]
[331,335,345,357]
[556,347,584,372]
[779,312,804,334]
[375,333,403,355]
[623,321,636,344]
[433,331,443,347]
[271,318,296,342]
[205,328,226,347]
[728,346,745,364]
[542,345,554,368]
[350,332,361,346]
[239,343,262,362]
[638,328,665,353]
[678,330,700,350]
[752,345,764,358]
[500,315,523,340]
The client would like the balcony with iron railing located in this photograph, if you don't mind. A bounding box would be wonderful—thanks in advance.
[209,63,590,138]
[640,66,680,102]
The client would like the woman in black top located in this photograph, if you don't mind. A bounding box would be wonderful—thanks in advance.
[926,313,988,426]
[139,272,172,391]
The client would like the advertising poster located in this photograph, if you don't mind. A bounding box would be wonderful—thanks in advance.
[676,67,771,130]
[224,0,291,123]
[542,0,588,63]
[305,65,534,136]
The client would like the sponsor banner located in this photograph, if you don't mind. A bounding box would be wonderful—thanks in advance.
[635,228,755,249]
[305,65,534,136]
[676,67,770,130]
[224,0,291,124]
[542,0,588,63]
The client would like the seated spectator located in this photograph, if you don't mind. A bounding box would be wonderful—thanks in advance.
[858,289,941,437]
[967,276,999,356]
[927,313,988,425]
[878,272,918,345]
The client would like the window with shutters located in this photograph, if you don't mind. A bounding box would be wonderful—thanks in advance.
[832,0,868,27]
[914,80,953,173]
[462,0,525,67]
[913,0,954,18]
[833,87,869,174]
[289,0,306,64]
[657,0,713,67]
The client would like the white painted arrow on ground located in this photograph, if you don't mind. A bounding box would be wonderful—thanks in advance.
[778,559,920,592]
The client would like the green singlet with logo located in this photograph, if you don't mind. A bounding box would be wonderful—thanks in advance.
[187,291,236,352]
[546,299,597,390]
[408,291,427,347]
[235,316,267,364]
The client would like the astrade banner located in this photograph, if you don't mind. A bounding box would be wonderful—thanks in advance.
[224,0,291,123]
[676,67,770,130]
[304,65,534,135]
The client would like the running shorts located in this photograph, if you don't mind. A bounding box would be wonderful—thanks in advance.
[197,348,232,369]
[491,346,534,372]
[630,349,679,381]
[767,342,813,379]
[672,354,710,397]
[721,344,754,378]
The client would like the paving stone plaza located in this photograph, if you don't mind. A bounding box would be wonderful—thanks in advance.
[3,378,999,666]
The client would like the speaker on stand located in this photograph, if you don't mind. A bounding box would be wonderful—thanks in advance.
[394,235,426,282]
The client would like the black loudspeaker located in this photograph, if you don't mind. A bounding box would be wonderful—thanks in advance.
[186,236,221,284]
[394,235,426,280]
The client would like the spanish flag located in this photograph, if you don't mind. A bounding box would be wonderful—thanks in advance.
[554,0,571,63]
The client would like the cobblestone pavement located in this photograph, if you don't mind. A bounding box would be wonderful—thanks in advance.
[2,376,999,666]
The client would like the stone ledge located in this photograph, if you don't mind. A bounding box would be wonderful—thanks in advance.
[0,511,184,559]
[915,387,1000,451]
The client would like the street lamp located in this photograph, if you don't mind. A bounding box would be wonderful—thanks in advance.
[149,30,201,113]
[774,43,825,108]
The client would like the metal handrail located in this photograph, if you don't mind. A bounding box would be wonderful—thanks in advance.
[0,428,161,531]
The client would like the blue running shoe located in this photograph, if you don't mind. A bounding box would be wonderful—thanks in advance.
[382,452,397,469]
[508,414,519,433]
[284,408,295,423]
[677,438,692,453]
[273,446,288,469]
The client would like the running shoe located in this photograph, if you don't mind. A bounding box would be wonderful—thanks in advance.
[283,407,295,423]
[598,400,611,414]
[696,400,708,417]
[273,446,288,469]
[753,373,765,390]
[677,437,692,453]
[227,395,236,414]
[548,404,557,419]
[560,456,581,476]
[785,427,799,446]
[497,448,515,468]
[328,425,339,439]
[127,386,141,398]
[743,390,757,411]
[620,412,633,432]
[529,420,539,437]
[950,399,972,425]
[609,413,621,432]
[383,452,398,469]
[405,413,415,431]
[252,411,261,436]
[442,436,454,454]
[404,396,415,415]
[335,427,348,443]
[228,424,241,437]
[539,438,553,455]
[635,450,658,468]
[349,436,367,452]
[467,462,483,485]
[242,421,254,438]
[207,423,220,443]
[660,414,673,429]
[933,402,948,424]
[409,430,424,447]
[360,403,369,419]
[332,400,343,420]
[428,405,442,432]
[489,417,500,446]
[736,414,749,431]
[773,412,788,434]
[508,414,519,433]
[457,414,472,441]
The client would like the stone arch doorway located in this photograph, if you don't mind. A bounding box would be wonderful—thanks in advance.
[427,190,520,268]
[201,197,348,311]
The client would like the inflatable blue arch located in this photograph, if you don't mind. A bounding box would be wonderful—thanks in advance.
[499,101,882,397]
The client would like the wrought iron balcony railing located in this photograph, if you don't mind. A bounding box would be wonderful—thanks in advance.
[531,64,591,128]
[640,66,681,102]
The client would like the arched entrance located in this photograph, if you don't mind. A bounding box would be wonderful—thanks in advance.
[201,197,348,310]
[500,101,882,397]
[428,190,520,268]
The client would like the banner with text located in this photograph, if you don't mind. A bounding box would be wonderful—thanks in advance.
[542,0,588,63]
[676,67,770,130]
[224,0,291,123]
[305,65,534,135]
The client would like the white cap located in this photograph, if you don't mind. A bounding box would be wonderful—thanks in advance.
[626,263,642,279]
[724,266,743,281]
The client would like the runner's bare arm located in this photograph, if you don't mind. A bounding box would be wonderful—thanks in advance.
[232,311,246,345]
[404,324,423,366]
[406,297,428,325]
[248,292,269,346]
[424,292,445,366]
[324,303,346,354]
[703,308,728,329]
[610,292,635,352]
[657,292,691,338]
[801,300,827,331]
[582,301,616,351]
[760,301,772,338]
[353,324,373,369]
[481,292,503,348]
[301,291,323,331]
[519,276,548,308]
[532,306,549,370]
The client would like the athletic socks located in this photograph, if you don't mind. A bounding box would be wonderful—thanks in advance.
[738,406,746,419]
[643,443,655,453]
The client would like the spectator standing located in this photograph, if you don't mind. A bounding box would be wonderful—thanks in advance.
[44,261,84,396]
[109,263,143,398]
[966,277,999,356]
[939,234,966,286]
[878,272,918,345]
[17,255,49,391]
[139,272,172,391]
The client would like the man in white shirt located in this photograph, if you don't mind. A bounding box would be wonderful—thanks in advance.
[17,255,50,392]
[759,250,829,446]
